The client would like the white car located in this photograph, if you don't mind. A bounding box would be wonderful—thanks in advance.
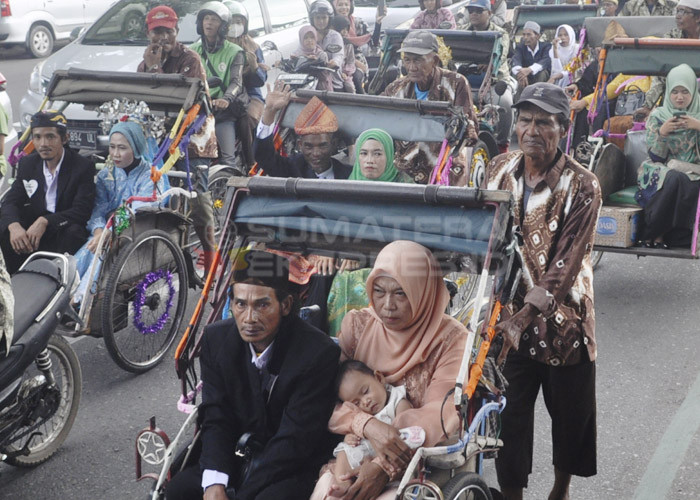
[0,0,116,57]
[19,0,310,150]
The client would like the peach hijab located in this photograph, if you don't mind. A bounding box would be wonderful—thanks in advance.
[346,241,455,384]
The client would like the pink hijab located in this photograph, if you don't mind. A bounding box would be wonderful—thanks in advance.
[347,241,455,384]
[331,0,372,48]
[293,25,324,57]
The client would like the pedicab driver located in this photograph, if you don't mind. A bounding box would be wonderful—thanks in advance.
[165,250,340,500]
[0,111,96,274]
[484,83,601,500]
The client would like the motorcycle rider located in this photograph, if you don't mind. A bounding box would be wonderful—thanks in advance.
[309,0,345,91]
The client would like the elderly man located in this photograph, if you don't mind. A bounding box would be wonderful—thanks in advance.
[254,82,351,179]
[459,0,514,153]
[620,0,677,16]
[166,250,340,500]
[0,111,96,274]
[512,21,552,97]
[601,0,619,16]
[382,30,478,184]
[485,83,601,500]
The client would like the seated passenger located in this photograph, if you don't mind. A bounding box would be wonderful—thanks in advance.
[410,0,456,30]
[459,0,514,153]
[165,250,341,500]
[72,121,169,304]
[601,0,619,16]
[512,22,552,98]
[382,30,479,184]
[620,0,677,16]
[330,360,422,497]
[635,63,700,248]
[254,82,352,179]
[350,128,413,183]
[0,111,96,274]
[547,24,579,88]
[291,26,332,91]
[310,240,469,499]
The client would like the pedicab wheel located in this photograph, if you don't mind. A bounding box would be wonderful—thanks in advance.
[591,250,603,270]
[101,229,188,373]
[1,335,82,466]
[470,140,490,188]
[400,479,444,500]
[189,169,233,286]
[442,472,492,500]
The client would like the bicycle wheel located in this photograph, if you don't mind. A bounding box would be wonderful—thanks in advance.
[101,229,188,373]
[442,472,493,500]
[1,335,82,466]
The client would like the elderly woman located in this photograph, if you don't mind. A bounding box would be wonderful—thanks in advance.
[311,240,468,500]
[636,63,700,248]
[72,121,168,303]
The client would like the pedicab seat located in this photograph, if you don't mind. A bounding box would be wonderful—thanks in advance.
[608,186,639,206]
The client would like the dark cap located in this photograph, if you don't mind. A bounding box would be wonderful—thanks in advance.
[467,0,491,11]
[398,30,439,55]
[513,83,569,116]
[30,110,67,132]
[232,250,290,292]
[146,5,178,31]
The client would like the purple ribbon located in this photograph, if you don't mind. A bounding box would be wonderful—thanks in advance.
[132,268,175,335]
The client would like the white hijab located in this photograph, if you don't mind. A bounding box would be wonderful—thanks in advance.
[550,24,579,67]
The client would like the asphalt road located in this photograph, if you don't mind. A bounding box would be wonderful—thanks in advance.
[1,54,700,500]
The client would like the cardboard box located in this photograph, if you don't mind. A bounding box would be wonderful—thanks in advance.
[595,206,643,248]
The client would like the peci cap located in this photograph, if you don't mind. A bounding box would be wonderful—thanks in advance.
[398,30,439,55]
[146,5,179,31]
[231,250,291,292]
[467,0,492,11]
[30,110,68,132]
[522,21,541,34]
[513,83,570,116]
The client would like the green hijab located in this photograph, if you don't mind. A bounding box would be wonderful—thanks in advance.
[651,63,700,123]
[350,128,399,182]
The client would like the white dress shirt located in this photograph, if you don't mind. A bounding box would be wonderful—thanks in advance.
[42,149,65,213]
[511,42,544,76]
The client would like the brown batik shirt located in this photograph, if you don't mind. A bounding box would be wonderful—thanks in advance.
[383,66,478,185]
[485,150,602,365]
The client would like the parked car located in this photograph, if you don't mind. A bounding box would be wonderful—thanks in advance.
[19,0,310,150]
[354,0,464,31]
[0,0,115,57]
[0,78,17,154]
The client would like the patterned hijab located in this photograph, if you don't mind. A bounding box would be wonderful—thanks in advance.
[348,241,461,383]
[652,63,700,123]
[349,128,399,182]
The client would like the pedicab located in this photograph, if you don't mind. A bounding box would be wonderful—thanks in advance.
[580,37,700,263]
[134,174,522,499]
[9,68,222,372]
[367,29,508,182]
[509,3,598,47]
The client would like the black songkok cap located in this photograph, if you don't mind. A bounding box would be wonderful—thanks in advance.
[30,110,68,132]
[232,250,290,292]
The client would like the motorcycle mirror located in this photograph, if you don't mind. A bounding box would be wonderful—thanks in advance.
[494,81,508,97]
[261,40,278,52]
[208,76,223,88]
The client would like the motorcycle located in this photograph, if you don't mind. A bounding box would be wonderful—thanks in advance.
[261,41,337,91]
[0,252,82,466]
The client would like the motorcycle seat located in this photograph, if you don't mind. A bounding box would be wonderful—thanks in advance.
[11,258,62,345]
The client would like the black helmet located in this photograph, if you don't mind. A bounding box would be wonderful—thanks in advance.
[309,0,334,19]
[224,0,249,35]
[196,1,231,38]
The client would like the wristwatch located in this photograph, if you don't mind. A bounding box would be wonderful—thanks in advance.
[148,63,160,72]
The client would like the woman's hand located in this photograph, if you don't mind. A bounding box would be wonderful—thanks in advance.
[314,256,337,275]
[87,227,108,253]
[338,259,360,273]
[569,99,587,112]
[678,115,700,132]
[660,116,684,137]
[363,418,411,471]
[340,461,389,500]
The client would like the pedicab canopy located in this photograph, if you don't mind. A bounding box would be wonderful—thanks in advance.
[583,16,678,47]
[510,4,598,36]
[44,68,207,114]
[602,38,700,76]
[226,176,517,279]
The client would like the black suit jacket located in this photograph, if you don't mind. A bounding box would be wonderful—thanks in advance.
[512,41,552,74]
[199,315,341,500]
[254,135,352,179]
[0,147,96,233]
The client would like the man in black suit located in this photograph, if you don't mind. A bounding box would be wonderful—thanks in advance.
[0,111,96,274]
[512,21,552,99]
[254,81,352,179]
[166,250,340,500]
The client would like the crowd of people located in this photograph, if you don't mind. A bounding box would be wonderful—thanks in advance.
[0,0,699,499]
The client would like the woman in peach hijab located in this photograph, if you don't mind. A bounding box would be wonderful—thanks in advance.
[310,240,468,500]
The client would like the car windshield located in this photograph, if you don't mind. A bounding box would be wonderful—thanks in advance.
[354,0,421,8]
[82,0,205,45]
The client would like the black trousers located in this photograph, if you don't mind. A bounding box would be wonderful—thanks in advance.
[0,219,87,274]
[495,352,597,489]
[643,169,700,246]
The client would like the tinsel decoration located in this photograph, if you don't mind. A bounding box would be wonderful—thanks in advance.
[97,98,166,140]
[113,205,131,235]
[132,269,175,335]
[436,36,453,68]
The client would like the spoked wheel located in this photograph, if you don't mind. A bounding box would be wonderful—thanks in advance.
[1,335,82,466]
[470,140,490,188]
[101,229,188,373]
[400,479,444,500]
[591,250,603,270]
[188,169,233,286]
[442,472,493,500]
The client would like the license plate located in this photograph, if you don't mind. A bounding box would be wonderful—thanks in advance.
[68,129,97,150]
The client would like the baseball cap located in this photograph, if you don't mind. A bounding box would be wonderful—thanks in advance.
[523,21,541,34]
[513,83,570,116]
[146,5,178,31]
[398,30,439,55]
[467,0,492,11]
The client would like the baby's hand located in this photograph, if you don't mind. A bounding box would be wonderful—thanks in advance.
[344,434,362,446]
